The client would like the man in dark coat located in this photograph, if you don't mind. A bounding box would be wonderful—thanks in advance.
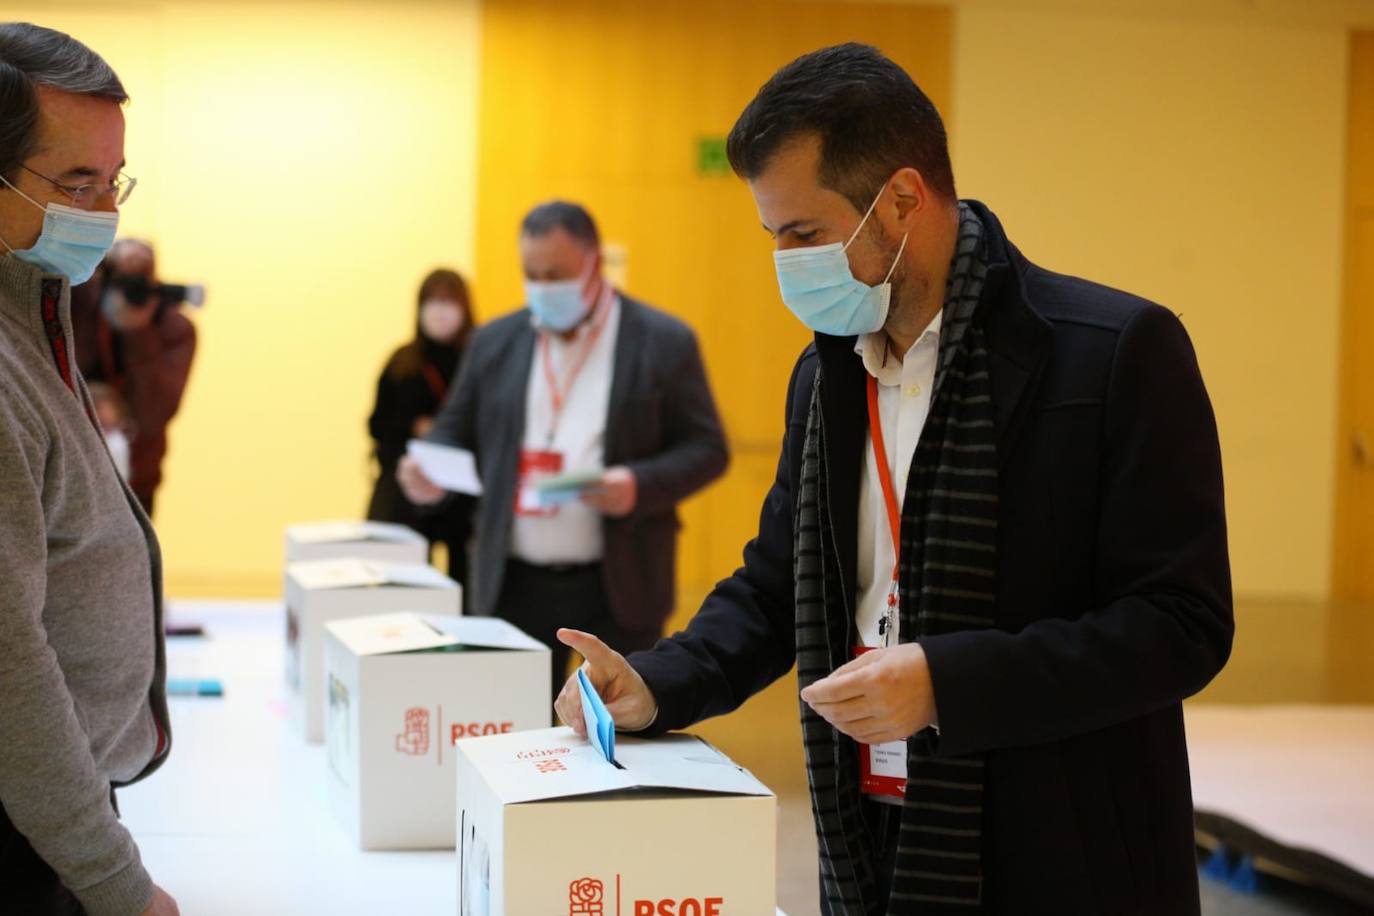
[401,201,729,696]
[555,43,1232,915]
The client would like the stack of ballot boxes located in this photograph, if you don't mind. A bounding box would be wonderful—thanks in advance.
[454,723,777,915]
[284,520,428,565]
[323,612,551,849]
[284,558,460,742]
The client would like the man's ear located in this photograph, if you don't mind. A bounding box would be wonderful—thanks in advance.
[887,166,929,229]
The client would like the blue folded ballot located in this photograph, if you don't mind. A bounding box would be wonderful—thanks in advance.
[533,469,604,507]
[576,667,616,764]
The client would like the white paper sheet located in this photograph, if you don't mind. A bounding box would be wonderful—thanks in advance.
[406,440,483,495]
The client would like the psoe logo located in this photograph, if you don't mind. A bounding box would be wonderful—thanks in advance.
[568,877,604,915]
[395,707,429,756]
[633,899,724,915]
[450,721,514,743]
[568,875,724,916]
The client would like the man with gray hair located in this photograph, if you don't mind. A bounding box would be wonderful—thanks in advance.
[0,21,177,916]
[399,200,729,696]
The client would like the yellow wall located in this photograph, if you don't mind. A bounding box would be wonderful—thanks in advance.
[1328,31,1374,702]
[0,1,483,595]
[474,0,952,628]
[949,0,1356,601]
[10,0,1370,606]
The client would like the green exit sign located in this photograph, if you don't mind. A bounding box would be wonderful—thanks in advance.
[697,136,729,176]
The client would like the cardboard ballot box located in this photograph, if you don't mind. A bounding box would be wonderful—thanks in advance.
[285,558,460,742]
[455,728,776,915]
[284,520,428,565]
[324,612,551,850]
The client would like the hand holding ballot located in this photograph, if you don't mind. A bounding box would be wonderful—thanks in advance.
[578,465,638,517]
[516,465,638,516]
[396,454,446,506]
[397,439,483,506]
[554,628,657,737]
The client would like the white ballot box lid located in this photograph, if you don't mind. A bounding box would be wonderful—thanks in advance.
[458,727,775,806]
[326,612,546,658]
[287,520,426,546]
[286,559,457,593]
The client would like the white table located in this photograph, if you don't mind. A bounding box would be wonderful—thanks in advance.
[119,601,788,915]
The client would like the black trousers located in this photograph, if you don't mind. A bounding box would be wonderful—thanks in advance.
[496,558,660,701]
[867,796,903,905]
[817,799,902,915]
[0,801,86,915]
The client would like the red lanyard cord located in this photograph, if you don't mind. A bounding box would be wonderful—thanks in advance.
[420,363,448,404]
[539,292,611,442]
[866,374,902,640]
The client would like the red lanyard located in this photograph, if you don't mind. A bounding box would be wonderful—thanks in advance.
[866,374,901,643]
[538,292,611,443]
[42,279,98,429]
[420,363,448,404]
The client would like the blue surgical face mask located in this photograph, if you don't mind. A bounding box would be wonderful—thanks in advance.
[525,257,595,332]
[772,183,908,337]
[0,173,119,284]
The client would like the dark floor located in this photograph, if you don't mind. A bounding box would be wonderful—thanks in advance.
[1199,874,1372,916]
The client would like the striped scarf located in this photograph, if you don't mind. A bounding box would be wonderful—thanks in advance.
[796,203,996,913]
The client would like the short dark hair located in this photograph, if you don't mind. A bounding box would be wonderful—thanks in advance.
[0,23,127,182]
[726,43,955,212]
[519,200,600,249]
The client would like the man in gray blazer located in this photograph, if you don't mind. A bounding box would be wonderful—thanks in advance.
[400,201,728,692]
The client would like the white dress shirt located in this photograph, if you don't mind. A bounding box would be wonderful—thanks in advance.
[509,295,621,565]
[854,309,943,648]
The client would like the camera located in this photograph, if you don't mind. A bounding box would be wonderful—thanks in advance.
[110,274,206,309]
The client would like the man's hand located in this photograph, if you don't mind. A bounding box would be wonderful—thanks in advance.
[554,629,657,736]
[799,642,938,745]
[411,415,435,439]
[139,884,180,916]
[396,455,445,506]
[580,466,636,517]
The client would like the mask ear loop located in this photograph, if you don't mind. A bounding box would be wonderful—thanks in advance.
[0,172,47,211]
[0,173,41,253]
[882,233,909,284]
[844,182,890,250]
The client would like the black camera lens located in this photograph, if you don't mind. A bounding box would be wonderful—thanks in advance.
[114,275,153,305]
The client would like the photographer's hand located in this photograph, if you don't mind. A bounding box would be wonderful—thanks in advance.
[106,294,158,332]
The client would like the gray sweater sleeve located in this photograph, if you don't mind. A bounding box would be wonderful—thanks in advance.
[0,398,154,916]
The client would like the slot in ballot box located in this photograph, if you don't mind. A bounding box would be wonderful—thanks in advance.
[285,558,460,742]
[455,728,776,915]
[324,613,550,850]
[284,520,428,565]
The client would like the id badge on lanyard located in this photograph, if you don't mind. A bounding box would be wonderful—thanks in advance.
[514,299,610,518]
[514,448,563,517]
[858,372,907,800]
[854,648,909,799]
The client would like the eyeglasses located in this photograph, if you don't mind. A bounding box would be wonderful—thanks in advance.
[20,165,137,207]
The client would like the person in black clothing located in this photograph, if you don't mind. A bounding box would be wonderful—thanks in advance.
[554,44,1231,915]
[366,268,475,585]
